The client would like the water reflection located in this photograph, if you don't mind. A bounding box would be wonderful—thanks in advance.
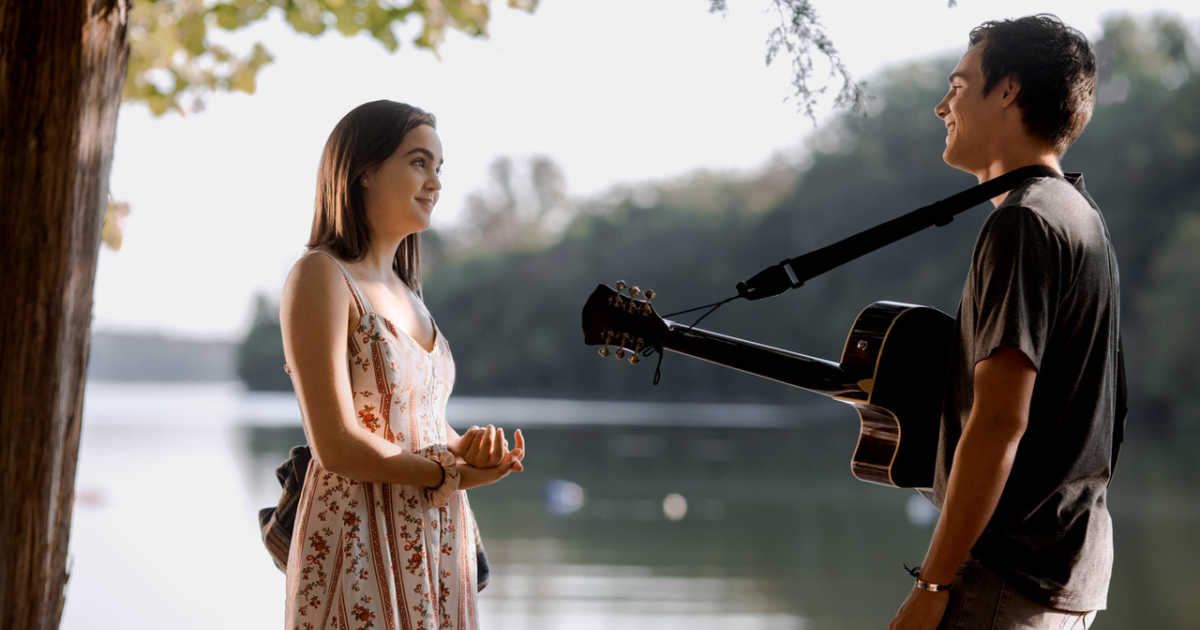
[544,479,585,516]
[64,383,1200,629]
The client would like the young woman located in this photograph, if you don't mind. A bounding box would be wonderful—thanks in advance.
[280,100,525,630]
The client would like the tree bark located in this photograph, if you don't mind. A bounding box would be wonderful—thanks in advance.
[0,1,129,628]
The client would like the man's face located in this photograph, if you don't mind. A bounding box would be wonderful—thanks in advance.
[934,43,1006,173]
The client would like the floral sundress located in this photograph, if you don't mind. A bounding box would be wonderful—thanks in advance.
[284,249,481,630]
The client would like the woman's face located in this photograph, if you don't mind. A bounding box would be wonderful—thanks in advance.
[362,124,443,238]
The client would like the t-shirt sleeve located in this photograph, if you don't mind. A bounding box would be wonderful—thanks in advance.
[967,205,1062,370]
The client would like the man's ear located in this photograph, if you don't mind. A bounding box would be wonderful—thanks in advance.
[999,74,1021,108]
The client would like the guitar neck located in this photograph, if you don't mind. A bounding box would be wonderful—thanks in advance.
[661,320,865,399]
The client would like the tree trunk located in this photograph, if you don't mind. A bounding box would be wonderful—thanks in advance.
[0,1,129,628]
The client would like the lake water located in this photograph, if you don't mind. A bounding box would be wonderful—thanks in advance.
[62,382,1199,629]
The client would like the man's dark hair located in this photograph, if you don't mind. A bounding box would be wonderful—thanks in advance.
[969,14,1097,155]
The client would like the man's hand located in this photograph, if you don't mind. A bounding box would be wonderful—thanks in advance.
[890,587,949,630]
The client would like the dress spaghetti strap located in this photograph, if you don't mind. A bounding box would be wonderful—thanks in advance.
[307,248,374,317]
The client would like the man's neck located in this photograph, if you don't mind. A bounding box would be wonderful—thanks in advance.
[974,150,1062,207]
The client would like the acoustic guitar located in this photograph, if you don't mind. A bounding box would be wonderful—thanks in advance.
[581,282,953,489]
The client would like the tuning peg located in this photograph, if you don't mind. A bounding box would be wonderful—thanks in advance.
[641,289,656,315]
[614,333,634,359]
[614,280,627,293]
[629,286,641,298]
[628,353,641,365]
[633,338,645,353]
[598,331,614,357]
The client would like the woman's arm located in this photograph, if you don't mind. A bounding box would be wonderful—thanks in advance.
[280,253,441,487]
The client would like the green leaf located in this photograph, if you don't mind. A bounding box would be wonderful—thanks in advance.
[230,66,258,93]
[210,4,246,30]
[178,11,208,56]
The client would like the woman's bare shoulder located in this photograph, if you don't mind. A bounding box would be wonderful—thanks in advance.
[280,250,352,331]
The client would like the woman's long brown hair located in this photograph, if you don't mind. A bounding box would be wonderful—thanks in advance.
[306,100,436,295]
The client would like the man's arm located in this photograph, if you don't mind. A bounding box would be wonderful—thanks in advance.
[890,346,1036,629]
[920,345,1037,584]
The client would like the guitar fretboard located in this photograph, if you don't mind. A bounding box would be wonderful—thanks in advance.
[662,321,866,398]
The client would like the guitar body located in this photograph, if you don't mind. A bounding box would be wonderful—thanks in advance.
[837,302,954,489]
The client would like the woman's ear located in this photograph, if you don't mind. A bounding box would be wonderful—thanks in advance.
[359,164,377,189]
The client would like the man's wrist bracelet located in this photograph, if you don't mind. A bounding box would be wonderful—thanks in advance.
[914,577,950,593]
[905,563,950,593]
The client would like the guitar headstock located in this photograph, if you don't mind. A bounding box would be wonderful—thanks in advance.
[581,281,666,364]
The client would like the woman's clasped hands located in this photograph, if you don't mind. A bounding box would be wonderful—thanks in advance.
[449,425,526,489]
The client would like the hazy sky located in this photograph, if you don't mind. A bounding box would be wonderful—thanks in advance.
[93,0,1200,340]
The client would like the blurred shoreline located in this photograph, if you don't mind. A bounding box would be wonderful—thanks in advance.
[82,379,845,429]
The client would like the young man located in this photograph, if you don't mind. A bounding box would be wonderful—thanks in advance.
[890,15,1126,630]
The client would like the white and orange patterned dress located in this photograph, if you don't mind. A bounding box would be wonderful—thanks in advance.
[284,249,482,630]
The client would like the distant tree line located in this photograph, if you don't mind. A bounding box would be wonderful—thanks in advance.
[238,15,1200,435]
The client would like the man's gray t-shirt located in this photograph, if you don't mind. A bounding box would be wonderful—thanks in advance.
[932,173,1126,612]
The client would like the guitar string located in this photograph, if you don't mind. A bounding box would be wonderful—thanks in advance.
[661,295,740,320]
[651,294,741,385]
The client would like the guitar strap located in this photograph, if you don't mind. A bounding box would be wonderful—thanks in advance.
[737,165,1062,301]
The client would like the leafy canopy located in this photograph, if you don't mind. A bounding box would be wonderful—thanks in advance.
[124,0,538,116]
[125,0,916,118]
